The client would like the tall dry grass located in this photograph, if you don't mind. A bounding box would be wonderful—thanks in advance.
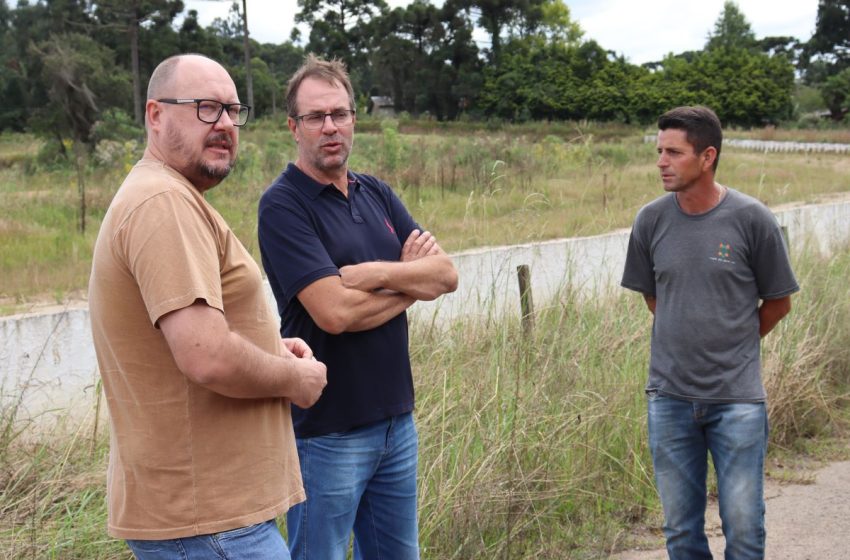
[762,242,850,448]
[408,241,850,558]
[2,242,850,558]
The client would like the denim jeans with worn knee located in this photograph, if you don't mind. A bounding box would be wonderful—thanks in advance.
[648,392,768,560]
[286,412,419,560]
[126,519,289,560]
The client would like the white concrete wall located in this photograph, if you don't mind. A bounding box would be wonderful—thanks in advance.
[409,229,629,327]
[643,135,850,154]
[1,308,100,427]
[3,198,850,423]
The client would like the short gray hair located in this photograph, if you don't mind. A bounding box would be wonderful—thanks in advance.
[285,54,355,117]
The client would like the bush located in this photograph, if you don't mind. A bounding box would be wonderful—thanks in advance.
[90,108,143,146]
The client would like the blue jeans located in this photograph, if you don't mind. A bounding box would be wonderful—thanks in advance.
[648,393,768,560]
[286,412,419,560]
[126,519,289,559]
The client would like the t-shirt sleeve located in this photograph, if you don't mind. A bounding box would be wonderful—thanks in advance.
[118,190,223,326]
[621,207,656,296]
[749,206,799,300]
[258,193,339,304]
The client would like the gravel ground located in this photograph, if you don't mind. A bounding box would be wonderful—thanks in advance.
[614,452,850,559]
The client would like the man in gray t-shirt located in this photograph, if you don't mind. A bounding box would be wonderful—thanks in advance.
[622,106,798,560]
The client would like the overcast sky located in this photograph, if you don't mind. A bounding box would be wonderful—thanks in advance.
[182,0,819,65]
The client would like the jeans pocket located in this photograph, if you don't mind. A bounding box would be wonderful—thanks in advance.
[215,521,264,540]
[212,520,288,559]
[321,430,350,439]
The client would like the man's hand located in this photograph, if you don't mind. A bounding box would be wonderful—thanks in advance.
[338,230,443,292]
[401,229,440,262]
[289,357,327,408]
[281,337,314,359]
[280,337,325,407]
[340,262,385,292]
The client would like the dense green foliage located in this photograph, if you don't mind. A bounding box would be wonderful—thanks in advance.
[803,0,850,120]
[1,0,842,149]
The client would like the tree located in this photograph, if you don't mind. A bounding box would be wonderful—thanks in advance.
[457,0,546,62]
[240,0,253,109]
[370,0,449,116]
[705,1,756,51]
[295,0,387,66]
[229,56,276,117]
[654,47,794,127]
[255,41,304,115]
[800,1,850,115]
[208,1,256,109]
[177,8,225,60]
[90,0,184,125]
[537,0,581,44]
[0,0,26,130]
[807,0,850,69]
[2,0,94,136]
[479,37,610,121]
[757,35,804,68]
[30,33,131,232]
[820,66,850,120]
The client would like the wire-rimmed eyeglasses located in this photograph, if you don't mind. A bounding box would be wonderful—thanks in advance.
[293,109,356,130]
[157,98,251,127]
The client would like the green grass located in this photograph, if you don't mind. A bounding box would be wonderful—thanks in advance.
[2,120,850,309]
[4,240,849,558]
[0,412,130,559]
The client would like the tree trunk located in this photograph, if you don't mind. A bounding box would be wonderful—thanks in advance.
[242,0,253,109]
[74,140,87,234]
[130,15,142,125]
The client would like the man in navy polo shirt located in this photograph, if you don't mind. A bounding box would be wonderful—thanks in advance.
[258,54,458,560]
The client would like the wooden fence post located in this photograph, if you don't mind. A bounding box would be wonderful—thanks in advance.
[516,264,534,338]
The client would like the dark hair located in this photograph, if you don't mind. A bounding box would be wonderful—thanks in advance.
[658,106,723,171]
[285,54,355,117]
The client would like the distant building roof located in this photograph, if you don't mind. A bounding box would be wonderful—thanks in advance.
[370,96,394,107]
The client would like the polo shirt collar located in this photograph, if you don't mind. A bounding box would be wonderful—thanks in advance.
[284,163,358,200]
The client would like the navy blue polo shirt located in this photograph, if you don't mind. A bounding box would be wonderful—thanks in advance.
[258,163,420,437]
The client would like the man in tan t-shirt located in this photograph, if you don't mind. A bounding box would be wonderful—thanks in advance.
[88,54,326,559]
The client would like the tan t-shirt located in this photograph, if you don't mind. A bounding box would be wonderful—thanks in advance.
[89,158,304,540]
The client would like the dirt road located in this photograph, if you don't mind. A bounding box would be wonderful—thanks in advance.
[615,453,850,559]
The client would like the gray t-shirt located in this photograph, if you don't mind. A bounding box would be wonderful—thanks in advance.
[621,188,799,402]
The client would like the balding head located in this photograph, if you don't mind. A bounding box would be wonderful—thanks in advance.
[144,54,240,192]
[147,55,181,101]
[147,54,232,102]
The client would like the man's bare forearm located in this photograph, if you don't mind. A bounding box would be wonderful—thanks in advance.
[159,302,326,406]
[342,290,415,332]
[340,255,458,301]
[643,295,656,315]
[297,276,415,334]
[205,331,325,402]
[759,296,792,337]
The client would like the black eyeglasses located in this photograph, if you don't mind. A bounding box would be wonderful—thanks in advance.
[157,98,251,127]
[293,109,356,130]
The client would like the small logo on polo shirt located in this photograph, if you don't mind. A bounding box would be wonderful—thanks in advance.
[384,218,395,234]
[710,241,735,264]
